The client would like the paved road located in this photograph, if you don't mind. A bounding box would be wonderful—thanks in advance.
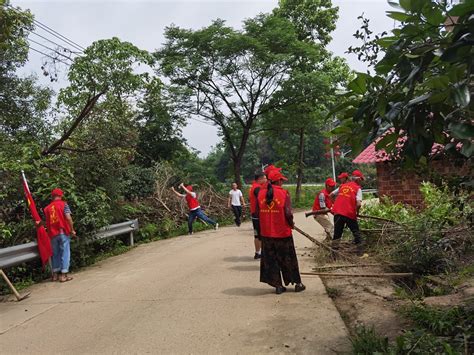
[0,212,349,354]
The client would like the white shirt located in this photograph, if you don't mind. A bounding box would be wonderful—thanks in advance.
[229,189,243,206]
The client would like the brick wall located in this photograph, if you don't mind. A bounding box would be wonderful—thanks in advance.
[377,163,424,207]
[375,160,471,208]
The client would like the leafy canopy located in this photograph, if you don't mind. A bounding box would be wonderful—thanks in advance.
[332,0,474,164]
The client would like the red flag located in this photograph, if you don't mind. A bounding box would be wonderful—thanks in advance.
[21,171,52,266]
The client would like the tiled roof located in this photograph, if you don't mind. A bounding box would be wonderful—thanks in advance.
[353,131,445,164]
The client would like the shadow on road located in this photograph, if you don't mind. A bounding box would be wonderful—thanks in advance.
[222,287,271,297]
[228,265,260,272]
[223,256,255,262]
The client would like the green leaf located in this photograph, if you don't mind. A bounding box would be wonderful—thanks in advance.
[428,91,448,104]
[407,93,431,106]
[387,1,403,10]
[399,0,411,11]
[449,122,474,140]
[460,140,474,158]
[449,2,474,16]
[347,74,367,94]
[452,84,470,108]
[423,5,445,25]
[387,11,410,22]
[375,132,398,152]
[376,97,387,116]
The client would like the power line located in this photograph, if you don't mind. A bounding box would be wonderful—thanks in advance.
[5,3,86,53]
[28,46,71,66]
[30,31,82,55]
[28,38,75,62]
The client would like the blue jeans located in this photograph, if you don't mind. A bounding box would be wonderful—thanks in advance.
[188,208,216,233]
[51,234,71,273]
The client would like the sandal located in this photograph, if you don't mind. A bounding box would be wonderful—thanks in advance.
[51,274,59,282]
[59,275,73,283]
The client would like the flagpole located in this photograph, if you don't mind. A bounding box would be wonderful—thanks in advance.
[21,170,54,278]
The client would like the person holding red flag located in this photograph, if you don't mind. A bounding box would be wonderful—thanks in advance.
[44,188,76,282]
[249,170,267,259]
[331,170,364,245]
[257,169,305,295]
[311,177,336,240]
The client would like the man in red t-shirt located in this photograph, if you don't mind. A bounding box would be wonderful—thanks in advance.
[249,171,267,259]
[311,178,336,240]
[331,170,364,245]
[44,188,76,282]
[171,183,218,235]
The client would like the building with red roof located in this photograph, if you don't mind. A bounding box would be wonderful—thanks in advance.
[353,135,469,208]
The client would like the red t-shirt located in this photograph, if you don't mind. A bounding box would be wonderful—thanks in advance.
[257,185,293,238]
[185,193,200,210]
[249,181,261,215]
[332,181,360,220]
[44,200,71,238]
[312,189,333,211]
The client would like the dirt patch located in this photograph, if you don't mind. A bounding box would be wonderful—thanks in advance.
[321,266,410,340]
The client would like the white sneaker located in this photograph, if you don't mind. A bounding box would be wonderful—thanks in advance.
[214,223,219,230]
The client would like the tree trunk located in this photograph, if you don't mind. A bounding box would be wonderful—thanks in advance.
[295,127,305,203]
[232,157,242,188]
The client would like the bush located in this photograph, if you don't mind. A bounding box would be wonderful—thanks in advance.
[359,183,473,276]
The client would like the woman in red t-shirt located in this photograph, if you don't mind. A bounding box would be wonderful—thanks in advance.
[257,169,305,295]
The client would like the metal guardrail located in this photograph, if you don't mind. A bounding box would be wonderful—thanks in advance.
[0,219,139,270]
[362,189,378,194]
[0,242,39,269]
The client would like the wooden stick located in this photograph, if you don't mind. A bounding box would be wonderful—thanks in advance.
[293,226,353,261]
[301,272,413,278]
[0,269,31,301]
[358,214,404,226]
[312,263,402,270]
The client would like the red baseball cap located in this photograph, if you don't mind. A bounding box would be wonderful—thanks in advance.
[263,164,282,176]
[268,170,288,182]
[352,170,365,180]
[325,178,336,187]
[337,172,349,180]
[51,188,64,197]
[186,185,193,191]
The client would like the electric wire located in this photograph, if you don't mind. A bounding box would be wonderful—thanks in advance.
[28,46,72,66]
[28,38,75,62]
[5,3,85,53]
[30,31,82,56]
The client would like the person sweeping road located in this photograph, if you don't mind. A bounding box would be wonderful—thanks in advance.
[311,178,336,240]
[257,168,305,295]
[249,171,267,259]
[171,183,219,235]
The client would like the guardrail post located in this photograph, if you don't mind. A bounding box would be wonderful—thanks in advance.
[129,232,134,247]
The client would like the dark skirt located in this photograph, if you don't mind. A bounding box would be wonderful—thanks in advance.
[260,236,302,287]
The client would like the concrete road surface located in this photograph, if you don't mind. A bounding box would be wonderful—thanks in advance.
[0,212,350,354]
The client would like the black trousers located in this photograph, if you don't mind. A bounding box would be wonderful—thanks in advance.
[260,236,302,287]
[333,214,361,243]
[231,205,242,226]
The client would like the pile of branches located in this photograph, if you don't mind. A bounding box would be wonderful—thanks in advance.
[142,163,234,226]
[359,215,473,276]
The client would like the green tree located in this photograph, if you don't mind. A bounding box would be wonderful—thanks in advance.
[332,0,474,165]
[273,0,339,44]
[136,79,187,167]
[157,13,330,185]
[44,37,153,155]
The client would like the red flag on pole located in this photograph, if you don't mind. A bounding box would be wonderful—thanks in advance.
[21,171,52,266]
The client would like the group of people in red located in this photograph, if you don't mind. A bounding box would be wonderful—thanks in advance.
[311,170,365,246]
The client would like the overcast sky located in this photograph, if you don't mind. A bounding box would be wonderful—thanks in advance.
[14,0,393,156]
